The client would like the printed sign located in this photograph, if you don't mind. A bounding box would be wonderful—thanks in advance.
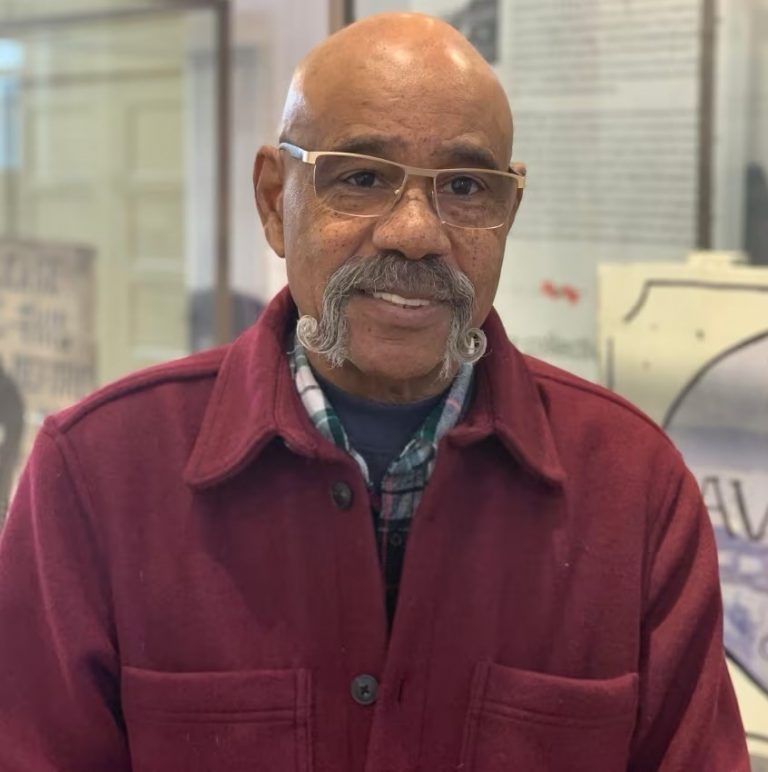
[0,239,96,523]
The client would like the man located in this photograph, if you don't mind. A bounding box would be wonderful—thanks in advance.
[0,12,749,771]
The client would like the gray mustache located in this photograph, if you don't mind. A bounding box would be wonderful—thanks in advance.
[296,250,486,377]
[325,253,474,306]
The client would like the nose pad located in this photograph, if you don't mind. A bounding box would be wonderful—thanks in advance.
[389,180,440,221]
[373,181,451,259]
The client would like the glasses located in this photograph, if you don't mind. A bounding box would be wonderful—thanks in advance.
[279,142,525,230]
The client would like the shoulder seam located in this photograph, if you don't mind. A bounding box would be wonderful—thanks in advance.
[531,368,675,446]
[55,358,221,433]
[41,419,117,608]
[41,419,99,529]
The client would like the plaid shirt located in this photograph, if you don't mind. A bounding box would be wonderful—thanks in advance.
[289,337,474,623]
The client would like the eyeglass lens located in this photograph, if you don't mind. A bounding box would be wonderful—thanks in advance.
[313,154,517,228]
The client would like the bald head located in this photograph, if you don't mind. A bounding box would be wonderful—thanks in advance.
[280,12,513,163]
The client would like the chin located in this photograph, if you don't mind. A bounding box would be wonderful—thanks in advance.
[347,341,448,384]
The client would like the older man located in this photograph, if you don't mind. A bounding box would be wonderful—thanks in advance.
[0,12,748,772]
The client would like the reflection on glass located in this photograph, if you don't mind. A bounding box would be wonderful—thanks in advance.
[0,5,219,509]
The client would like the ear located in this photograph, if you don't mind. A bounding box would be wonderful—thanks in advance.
[254,145,286,257]
[508,161,526,225]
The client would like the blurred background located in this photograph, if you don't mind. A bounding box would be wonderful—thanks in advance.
[1,0,767,764]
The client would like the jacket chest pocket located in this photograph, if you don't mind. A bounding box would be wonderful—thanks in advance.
[121,666,312,772]
[459,662,638,772]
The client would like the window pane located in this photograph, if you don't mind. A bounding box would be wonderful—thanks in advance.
[0,6,219,517]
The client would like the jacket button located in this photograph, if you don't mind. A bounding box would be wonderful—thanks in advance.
[330,481,353,510]
[350,674,378,706]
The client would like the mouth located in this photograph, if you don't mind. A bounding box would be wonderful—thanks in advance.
[346,287,451,331]
[367,290,434,309]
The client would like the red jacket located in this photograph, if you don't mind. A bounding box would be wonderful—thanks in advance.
[0,288,747,771]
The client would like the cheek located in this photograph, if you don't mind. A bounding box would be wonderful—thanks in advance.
[456,234,505,319]
[311,219,370,263]
[284,205,374,311]
[286,196,372,261]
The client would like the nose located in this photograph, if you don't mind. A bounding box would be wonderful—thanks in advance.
[371,182,451,261]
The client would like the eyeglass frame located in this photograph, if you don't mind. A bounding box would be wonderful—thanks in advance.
[278,141,526,230]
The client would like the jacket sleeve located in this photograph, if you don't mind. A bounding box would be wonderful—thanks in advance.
[0,421,130,771]
[629,455,750,771]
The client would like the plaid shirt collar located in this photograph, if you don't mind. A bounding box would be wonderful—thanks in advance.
[289,336,474,623]
[288,336,474,494]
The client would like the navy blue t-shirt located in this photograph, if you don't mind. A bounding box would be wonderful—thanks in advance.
[314,373,445,493]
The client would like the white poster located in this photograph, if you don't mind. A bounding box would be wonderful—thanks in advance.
[354,0,704,380]
[495,0,703,380]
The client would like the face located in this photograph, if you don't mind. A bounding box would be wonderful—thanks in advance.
[256,42,522,400]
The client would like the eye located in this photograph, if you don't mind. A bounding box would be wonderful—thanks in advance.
[340,170,381,188]
[440,174,485,196]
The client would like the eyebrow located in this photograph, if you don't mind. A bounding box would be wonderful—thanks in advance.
[436,142,500,171]
[328,135,501,171]
[329,135,408,158]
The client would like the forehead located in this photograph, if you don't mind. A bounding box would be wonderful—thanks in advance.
[304,67,512,170]
[323,130,504,171]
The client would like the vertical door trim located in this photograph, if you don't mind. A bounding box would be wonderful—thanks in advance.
[214,0,232,344]
[697,0,717,249]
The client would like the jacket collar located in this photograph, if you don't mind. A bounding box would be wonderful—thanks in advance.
[184,287,565,489]
[448,309,566,486]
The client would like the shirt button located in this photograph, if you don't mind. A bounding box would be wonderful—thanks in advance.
[330,481,353,510]
[350,674,378,706]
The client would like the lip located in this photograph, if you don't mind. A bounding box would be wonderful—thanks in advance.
[351,291,449,329]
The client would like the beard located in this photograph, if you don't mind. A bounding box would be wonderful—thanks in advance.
[295,252,487,381]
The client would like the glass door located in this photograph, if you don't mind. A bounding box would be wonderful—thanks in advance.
[0,0,224,517]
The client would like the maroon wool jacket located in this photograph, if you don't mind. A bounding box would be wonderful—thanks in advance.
[0,288,748,771]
